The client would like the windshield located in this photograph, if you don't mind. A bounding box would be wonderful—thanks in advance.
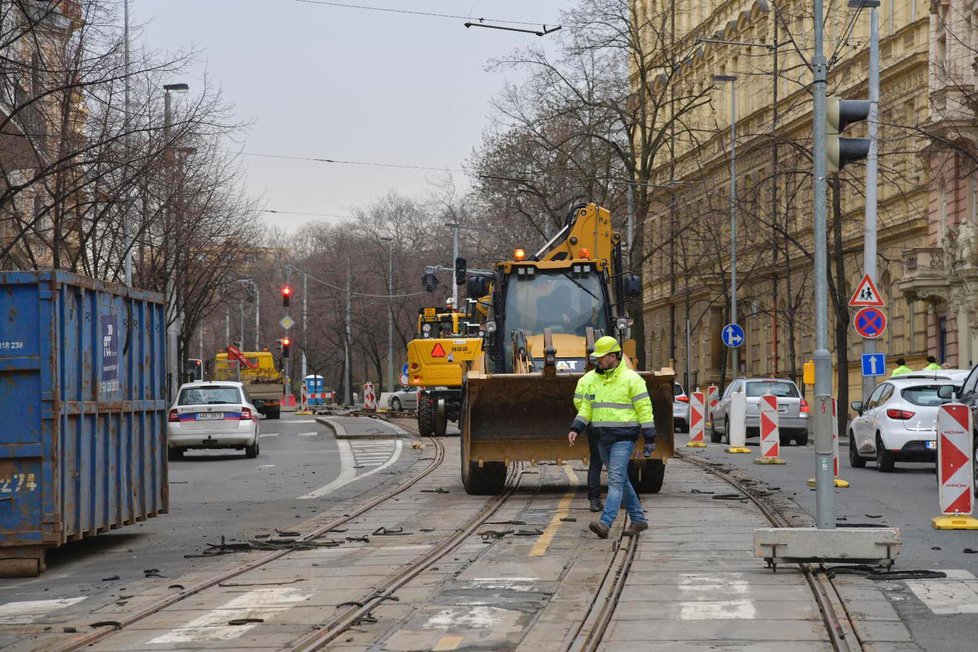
[178,386,241,406]
[501,269,609,370]
[901,386,947,407]
[745,381,799,398]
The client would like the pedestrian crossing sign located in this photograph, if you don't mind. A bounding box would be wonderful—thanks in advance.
[848,274,885,308]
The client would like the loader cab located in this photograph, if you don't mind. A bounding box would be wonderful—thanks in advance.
[491,263,611,372]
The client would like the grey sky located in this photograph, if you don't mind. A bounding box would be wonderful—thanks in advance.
[138,0,567,232]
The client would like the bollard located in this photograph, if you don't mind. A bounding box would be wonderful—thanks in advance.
[726,390,751,454]
[932,403,978,530]
[363,382,377,411]
[755,394,785,465]
[687,391,707,448]
[807,398,848,488]
[707,385,719,427]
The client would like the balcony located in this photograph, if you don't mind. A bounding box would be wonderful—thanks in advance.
[895,247,951,304]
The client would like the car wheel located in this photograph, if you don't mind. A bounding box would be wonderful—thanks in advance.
[973,435,978,496]
[723,418,730,445]
[245,436,259,459]
[794,432,809,446]
[710,421,722,443]
[848,431,866,468]
[875,433,894,473]
[168,447,184,462]
[390,397,402,411]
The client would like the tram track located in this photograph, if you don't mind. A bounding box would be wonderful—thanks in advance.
[286,462,526,651]
[678,452,864,652]
[55,435,448,652]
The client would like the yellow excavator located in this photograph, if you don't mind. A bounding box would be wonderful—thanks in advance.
[458,203,675,495]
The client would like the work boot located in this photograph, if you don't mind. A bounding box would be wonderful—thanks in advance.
[589,498,604,513]
[589,521,610,539]
[623,520,649,537]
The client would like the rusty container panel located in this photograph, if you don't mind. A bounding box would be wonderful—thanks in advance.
[0,271,167,576]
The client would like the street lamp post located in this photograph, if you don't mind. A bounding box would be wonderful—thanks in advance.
[381,237,395,392]
[163,82,188,400]
[714,74,738,376]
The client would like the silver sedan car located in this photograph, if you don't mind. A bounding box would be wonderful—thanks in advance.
[387,387,419,411]
[711,378,809,445]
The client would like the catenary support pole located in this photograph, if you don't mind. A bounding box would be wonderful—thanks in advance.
[302,272,308,381]
[729,81,738,376]
[345,258,352,406]
[862,4,880,405]
[812,0,834,529]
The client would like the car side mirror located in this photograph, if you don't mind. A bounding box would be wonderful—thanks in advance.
[938,384,956,400]
[850,400,863,414]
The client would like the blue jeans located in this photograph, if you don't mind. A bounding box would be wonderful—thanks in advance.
[596,435,647,527]
[586,427,602,500]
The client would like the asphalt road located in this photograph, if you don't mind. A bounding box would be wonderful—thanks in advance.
[0,414,368,611]
[686,436,978,652]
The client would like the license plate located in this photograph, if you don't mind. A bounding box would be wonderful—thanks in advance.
[197,412,224,421]
[925,440,937,450]
[777,404,788,412]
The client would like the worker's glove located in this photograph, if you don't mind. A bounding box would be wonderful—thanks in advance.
[643,442,655,458]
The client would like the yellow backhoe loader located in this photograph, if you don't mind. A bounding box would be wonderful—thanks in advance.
[459,203,675,495]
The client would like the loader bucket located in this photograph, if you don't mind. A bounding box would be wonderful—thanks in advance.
[462,368,675,470]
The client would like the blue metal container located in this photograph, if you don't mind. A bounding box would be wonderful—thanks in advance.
[304,374,324,406]
[0,271,168,576]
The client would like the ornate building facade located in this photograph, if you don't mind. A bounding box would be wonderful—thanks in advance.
[637,0,933,396]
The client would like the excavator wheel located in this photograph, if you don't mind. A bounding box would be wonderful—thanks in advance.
[433,407,449,437]
[628,459,666,494]
[417,395,434,437]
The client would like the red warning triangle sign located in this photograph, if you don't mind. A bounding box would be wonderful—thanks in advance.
[848,274,885,307]
[691,406,702,429]
[940,433,969,480]
[431,342,447,358]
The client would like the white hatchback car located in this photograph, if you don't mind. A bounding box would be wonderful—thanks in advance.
[167,381,260,460]
[848,371,969,472]
[673,383,690,432]
[387,387,419,411]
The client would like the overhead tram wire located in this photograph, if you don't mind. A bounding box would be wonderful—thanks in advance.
[262,210,358,219]
[287,263,425,299]
[293,0,561,35]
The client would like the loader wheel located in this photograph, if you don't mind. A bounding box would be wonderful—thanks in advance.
[628,459,666,494]
[417,395,434,437]
[433,409,448,437]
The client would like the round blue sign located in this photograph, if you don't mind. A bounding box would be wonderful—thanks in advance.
[722,323,744,348]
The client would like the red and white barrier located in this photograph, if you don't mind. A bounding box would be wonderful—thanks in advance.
[362,382,377,411]
[933,404,978,529]
[755,394,785,465]
[707,385,719,425]
[687,390,706,448]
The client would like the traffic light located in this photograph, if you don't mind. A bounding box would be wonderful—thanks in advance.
[827,96,871,172]
[281,336,290,357]
[454,257,467,286]
[281,285,292,307]
[421,270,439,293]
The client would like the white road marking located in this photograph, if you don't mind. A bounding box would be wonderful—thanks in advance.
[258,465,275,470]
[147,588,309,644]
[259,433,279,438]
[296,432,319,437]
[906,570,978,614]
[677,574,755,620]
[0,597,87,625]
[288,419,317,423]
[298,440,403,499]
[424,605,503,630]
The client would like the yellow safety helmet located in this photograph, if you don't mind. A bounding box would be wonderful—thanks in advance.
[590,336,622,358]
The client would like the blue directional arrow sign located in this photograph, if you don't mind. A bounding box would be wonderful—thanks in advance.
[861,352,886,377]
[721,323,745,349]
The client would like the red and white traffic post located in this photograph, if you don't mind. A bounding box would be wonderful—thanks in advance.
[933,403,978,529]
[362,382,377,411]
[755,394,785,465]
[687,390,706,448]
[707,385,718,428]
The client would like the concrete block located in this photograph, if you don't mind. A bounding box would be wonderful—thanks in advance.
[753,527,900,569]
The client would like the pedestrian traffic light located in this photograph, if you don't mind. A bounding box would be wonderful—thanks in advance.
[455,257,467,286]
[281,285,292,307]
[281,336,290,357]
[827,96,871,172]
[421,270,439,293]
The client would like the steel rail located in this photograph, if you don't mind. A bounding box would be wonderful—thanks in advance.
[678,453,863,652]
[286,462,525,651]
[563,528,638,652]
[56,436,446,652]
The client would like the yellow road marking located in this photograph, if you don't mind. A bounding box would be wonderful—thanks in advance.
[530,464,580,557]
[433,635,464,650]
